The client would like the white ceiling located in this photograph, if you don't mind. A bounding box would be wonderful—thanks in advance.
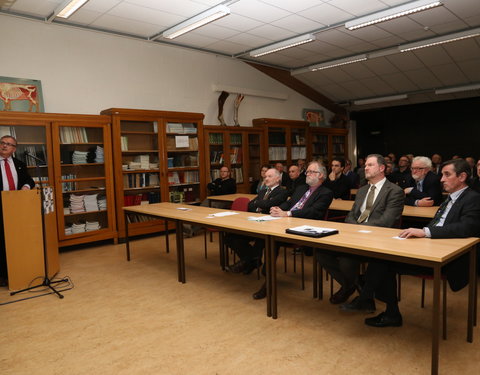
[1,0,480,111]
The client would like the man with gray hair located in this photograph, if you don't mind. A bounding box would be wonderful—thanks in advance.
[404,156,442,207]
[225,168,288,275]
[252,161,334,299]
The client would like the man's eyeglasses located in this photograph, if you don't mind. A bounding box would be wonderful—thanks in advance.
[411,167,427,171]
[305,170,321,175]
[1,141,16,147]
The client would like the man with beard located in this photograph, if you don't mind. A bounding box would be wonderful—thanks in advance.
[404,156,442,207]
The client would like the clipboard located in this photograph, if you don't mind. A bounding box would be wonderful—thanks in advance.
[285,228,339,238]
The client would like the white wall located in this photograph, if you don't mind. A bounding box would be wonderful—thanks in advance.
[0,15,333,126]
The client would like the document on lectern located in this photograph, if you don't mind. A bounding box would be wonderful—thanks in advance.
[286,225,338,238]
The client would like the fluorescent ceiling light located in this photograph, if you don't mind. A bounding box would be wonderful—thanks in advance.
[399,28,480,52]
[354,94,408,105]
[250,34,316,57]
[345,0,442,30]
[435,83,480,95]
[55,0,89,19]
[309,54,367,72]
[161,5,230,39]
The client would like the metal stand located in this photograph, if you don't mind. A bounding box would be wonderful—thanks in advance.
[10,152,68,299]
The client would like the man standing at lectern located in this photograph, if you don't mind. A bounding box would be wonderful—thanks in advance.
[0,135,35,286]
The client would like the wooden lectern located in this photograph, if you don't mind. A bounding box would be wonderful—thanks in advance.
[2,189,59,291]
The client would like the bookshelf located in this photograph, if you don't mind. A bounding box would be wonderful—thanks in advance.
[252,118,308,166]
[101,108,205,239]
[52,116,117,247]
[204,126,264,193]
[309,127,348,165]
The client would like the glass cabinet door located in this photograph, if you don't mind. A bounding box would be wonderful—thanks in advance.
[229,132,243,184]
[166,121,200,204]
[291,127,306,163]
[268,127,286,164]
[54,123,114,241]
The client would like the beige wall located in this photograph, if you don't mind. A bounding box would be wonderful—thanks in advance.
[0,15,333,126]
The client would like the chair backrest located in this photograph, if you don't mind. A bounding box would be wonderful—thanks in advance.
[231,197,250,212]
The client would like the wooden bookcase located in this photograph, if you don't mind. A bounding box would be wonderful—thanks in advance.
[204,126,264,193]
[252,118,308,167]
[101,108,205,239]
[0,111,117,247]
[308,127,348,165]
[51,116,116,247]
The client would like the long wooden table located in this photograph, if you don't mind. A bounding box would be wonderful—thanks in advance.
[207,194,438,219]
[123,202,478,375]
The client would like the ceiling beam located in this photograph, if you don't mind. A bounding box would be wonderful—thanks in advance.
[246,62,347,115]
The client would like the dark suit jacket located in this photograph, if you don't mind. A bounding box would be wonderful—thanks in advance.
[324,173,351,200]
[279,184,333,220]
[248,185,288,214]
[286,174,307,197]
[207,177,236,195]
[405,171,442,206]
[428,188,480,291]
[0,158,35,191]
[280,172,290,188]
[346,179,405,228]
[390,168,412,189]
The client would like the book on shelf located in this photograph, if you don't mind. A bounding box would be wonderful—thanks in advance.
[208,133,223,145]
[291,146,306,159]
[121,136,128,151]
[123,172,160,188]
[230,147,242,163]
[268,146,287,160]
[210,151,224,164]
[230,133,242,145]
[60,127,89,144]
[166,123,197,134]
[232,167,243,183]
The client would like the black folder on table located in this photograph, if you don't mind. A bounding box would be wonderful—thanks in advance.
[285,226,338,238]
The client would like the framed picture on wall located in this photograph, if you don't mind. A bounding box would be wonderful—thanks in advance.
[302,108,326,127]
[0,76,45,112]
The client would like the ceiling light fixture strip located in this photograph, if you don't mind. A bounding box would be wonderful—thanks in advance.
[56,0,89,19]
[250,34,316,57]
[311,55,367,71]
[399,29,480,52]
[162,5,230,39]
[345,0,442,30]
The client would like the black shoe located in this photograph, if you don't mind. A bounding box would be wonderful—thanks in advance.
[253,283,267,299]
[329,286,356,304]
[340,296,376,312]
[355,274,366,293]
[226,260,247,273]
[242,260,261,275]
[365,312,402,327]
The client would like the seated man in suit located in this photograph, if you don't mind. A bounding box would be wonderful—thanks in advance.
[225,168,288,275]
[342,158,480,327]
[324,158,351,200]
[184,165,236,237]
[317,154,405,305]
[390,155,412,188]
[252,161,334,299]
[0,135,35,286]
[404,156,442,207]
[275,162,290,188]
[286,164,306,197]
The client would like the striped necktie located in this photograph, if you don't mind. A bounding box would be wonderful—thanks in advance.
[430,196,451,226]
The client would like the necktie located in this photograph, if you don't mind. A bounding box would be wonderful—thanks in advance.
[3,159,16,191]
[430,196,451,226]
[357,185,376,223]
[257,188,272,212]
[416,181,422,192]
[291,188,312,211]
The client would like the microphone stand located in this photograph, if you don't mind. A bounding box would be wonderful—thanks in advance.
[10,151,68,299]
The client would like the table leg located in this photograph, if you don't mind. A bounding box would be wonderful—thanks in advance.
[271,236,277,319]
[265,236,272,318]
[468,246,476,342]
[165,220,170,253]
[175,220,186,283]
[313,248,318,298]
[431,264,441,375]
[124,212,130,261]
